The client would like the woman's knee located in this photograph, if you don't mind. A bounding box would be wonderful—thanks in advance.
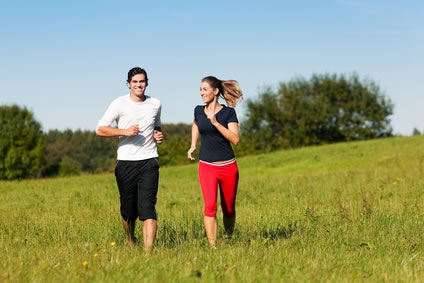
[204,204,217,217]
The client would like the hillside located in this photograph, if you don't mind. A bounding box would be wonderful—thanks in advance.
[1,136,423,282]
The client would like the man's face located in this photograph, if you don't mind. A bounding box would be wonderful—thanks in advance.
[127,74,147,98]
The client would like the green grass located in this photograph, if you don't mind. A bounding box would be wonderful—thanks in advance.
[1,136,424,282]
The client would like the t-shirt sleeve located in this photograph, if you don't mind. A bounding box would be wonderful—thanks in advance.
[194,106,199,122]
[227,108,238,123]
[96,100,119,131]
[155,103,162,128]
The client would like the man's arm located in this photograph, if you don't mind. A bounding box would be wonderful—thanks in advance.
[153,103,163,144]
[96,125,139,137]
[153,126,163,144]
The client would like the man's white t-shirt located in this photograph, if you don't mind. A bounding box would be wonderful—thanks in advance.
[97,94,161,161]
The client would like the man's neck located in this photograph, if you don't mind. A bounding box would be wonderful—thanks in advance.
[130,93,146,103]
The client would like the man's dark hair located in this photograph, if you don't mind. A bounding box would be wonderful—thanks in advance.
[127,67,148,85]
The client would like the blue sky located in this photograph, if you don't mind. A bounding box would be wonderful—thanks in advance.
[1,0,422,135]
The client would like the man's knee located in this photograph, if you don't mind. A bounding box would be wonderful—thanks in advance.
[139,206,157,221]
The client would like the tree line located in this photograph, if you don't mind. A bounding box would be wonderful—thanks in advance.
[1,73,397,180]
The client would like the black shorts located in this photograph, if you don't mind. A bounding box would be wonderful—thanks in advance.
[114,158,160,221]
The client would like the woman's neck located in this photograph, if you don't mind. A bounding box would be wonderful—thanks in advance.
[205,100,220,109]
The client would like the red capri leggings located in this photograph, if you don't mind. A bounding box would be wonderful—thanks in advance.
[198,160,239,218]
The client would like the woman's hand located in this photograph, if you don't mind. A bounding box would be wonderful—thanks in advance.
[188,146,196,160]
[205,104,218,126]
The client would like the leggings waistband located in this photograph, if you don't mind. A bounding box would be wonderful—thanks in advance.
[199,158,236,166]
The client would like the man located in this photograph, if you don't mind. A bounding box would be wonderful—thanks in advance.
[96,67,163,250]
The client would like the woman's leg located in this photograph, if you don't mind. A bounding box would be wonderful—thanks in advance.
[198,162,218,247]
[204,216,217,247]
[218,162,239,237]
[222,215,235,237]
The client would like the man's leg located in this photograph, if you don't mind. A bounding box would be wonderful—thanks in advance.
[143,219,157,250]
[138,158,160,250]
[122,218,137,247]
[115,160,139,247]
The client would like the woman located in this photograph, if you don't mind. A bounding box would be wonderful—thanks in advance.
[188,76,243,247]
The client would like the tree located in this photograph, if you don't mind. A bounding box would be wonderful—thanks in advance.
[41,129,118,176]
[0,105,44,180]
[39,123,193,177]
[242,73,394,150]
[58,156,82,176]
[412,128,421,136]
[157,123,193,166]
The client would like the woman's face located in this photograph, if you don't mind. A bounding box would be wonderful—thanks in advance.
[200,81,219,104]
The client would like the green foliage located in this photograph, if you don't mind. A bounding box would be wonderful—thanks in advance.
[158,123,194,166]
[1,136,424,281]
[412,128,422,136]
[158,135,192,166]
[59,156,82,176]
[0,105,44,180]
[4,72,396,180]
[42,129,118,176]
[242,73,394,151]
[161,123,192,138]
[41,124,193,177]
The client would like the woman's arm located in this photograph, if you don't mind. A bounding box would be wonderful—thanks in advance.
[211,121,239,145]
[205,105,239,145]
[188,120,199,160]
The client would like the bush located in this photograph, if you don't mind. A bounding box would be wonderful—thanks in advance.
[0,105,44,180]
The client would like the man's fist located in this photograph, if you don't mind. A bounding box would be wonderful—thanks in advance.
[126,125,139,136]
[154,130,163,144]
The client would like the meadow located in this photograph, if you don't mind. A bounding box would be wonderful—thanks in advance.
[1,136,423,282]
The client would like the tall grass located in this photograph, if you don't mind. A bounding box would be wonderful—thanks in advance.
[1,136,424,282]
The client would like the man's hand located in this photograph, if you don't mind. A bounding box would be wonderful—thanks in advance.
[154,130,164,144]
[126,125,139,136]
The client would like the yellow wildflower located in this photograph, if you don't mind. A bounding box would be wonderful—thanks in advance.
[110,242,116,247]
[83,261,88,266]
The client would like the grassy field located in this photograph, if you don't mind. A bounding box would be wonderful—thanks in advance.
[1,136,424,282]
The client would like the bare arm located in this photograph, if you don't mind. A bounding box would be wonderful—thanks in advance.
[206,104,239,145]
[188,120,199,160]
[211,121,239,145]
[96,125,139,137]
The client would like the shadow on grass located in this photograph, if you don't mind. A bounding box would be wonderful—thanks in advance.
[231,222,299,246]
[259,222,298,240]
[155,218,205,248]
[154,219,299,248]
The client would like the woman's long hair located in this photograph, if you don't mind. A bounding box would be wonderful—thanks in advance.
[202,76,243,107]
